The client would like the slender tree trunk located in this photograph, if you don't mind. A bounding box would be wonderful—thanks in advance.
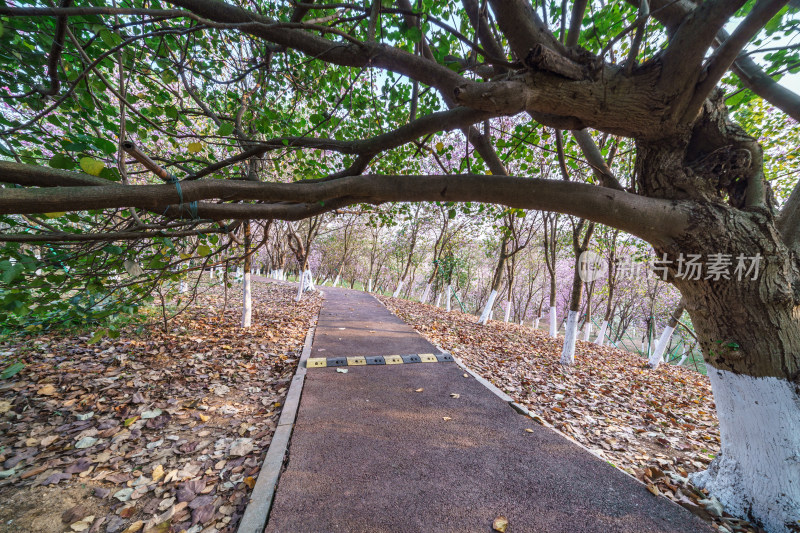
[561,220,594,365]
[648,301,685,369]
[241,221,252,328]
[479,236,508,324]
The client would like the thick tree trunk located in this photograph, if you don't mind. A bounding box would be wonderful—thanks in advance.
[648,187,800,530]
[549,306,557,337]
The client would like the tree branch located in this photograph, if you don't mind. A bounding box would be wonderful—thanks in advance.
[685,0,789,121]
[718,30,800,123]
[658,0,746,98]
[571,129,624,190]
[0,164,689,244]
[187,106,494,179]
[166,0,465,94]
[566,0,588,48]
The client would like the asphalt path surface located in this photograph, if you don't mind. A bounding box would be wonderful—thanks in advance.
[265,286,711,533]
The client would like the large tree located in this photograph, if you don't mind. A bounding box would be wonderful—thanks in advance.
[2,1,800,529]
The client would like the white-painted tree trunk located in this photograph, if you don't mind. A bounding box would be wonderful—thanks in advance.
[678,353,687,366]
[478,289,498,324]
[549,306,557,338]
[690,368,800,532]
[241,272,252,328]
[333,274,340,287]
[303,269,315,291]
[582,322,592,342]
[392,280,404,298]
[648,325,676,369]
[594,320,609,346]
[445,284,452,312]
[420,283,431,303]
[534,317,540,329]
[503,301,511,323]
[434,292,442,308]
[560,310,579,365]
[367,279,372,292]
[294,271,305,302]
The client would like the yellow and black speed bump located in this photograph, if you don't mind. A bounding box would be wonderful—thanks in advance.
[306,352,453,369]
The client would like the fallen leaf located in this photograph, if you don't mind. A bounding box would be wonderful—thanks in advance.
[492,516,509,532]
[121,521,144,533]
[37,384,56,396]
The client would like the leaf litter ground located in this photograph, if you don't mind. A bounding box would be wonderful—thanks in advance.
[379,296,761,533]
[0,280,321,533]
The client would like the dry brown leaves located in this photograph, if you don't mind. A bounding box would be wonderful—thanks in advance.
[0,280,321,533]
[379,296,762,533]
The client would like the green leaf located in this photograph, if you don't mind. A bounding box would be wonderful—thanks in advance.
[79,157,105,176]
[217,123,235,136]
[0,362,24,380]
[406,27,423,43]
[88,329,106,344]
[103,245,123,255]
[49,154,73,170]
[2,264,24,283]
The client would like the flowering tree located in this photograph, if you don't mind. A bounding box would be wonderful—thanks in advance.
[2,1,800,529]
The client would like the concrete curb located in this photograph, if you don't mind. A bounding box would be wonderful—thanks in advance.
[236,322,316,533]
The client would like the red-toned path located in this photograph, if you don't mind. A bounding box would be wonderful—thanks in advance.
[264,287,710,532]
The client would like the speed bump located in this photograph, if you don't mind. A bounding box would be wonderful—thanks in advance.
[306,353,453,369]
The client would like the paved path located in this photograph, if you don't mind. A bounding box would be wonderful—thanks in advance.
[265,287,710,533]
